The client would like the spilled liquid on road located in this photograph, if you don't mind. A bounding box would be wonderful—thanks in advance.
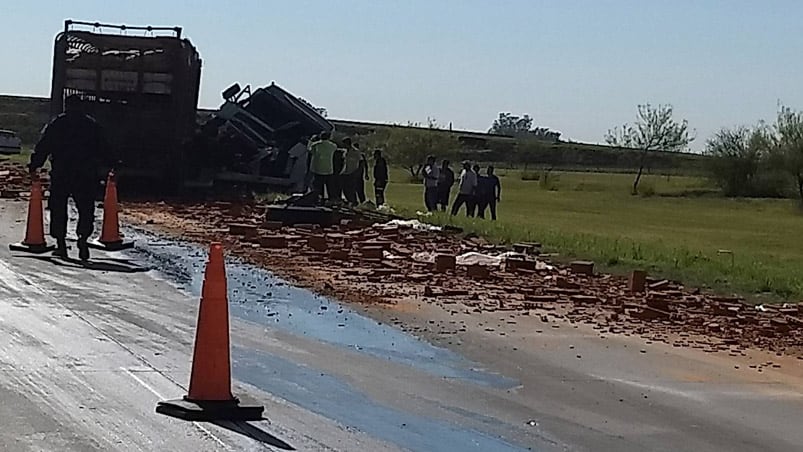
[125,228,531,452]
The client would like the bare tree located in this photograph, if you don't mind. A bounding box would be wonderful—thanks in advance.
[606,104,693,194]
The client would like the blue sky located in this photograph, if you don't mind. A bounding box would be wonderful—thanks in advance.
[2,1,802,149]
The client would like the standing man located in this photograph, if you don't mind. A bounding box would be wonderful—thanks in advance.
[331,139,346,204]
[373,149,388,206]
[286,138,309,193]
[422,155,440,212]
[436,159,454,211]
[309,131,336,204]
[450,161,477,217]
[355,143,369,204]
[487,166,501,220]
[476,165,501,220]
[28,95,109,260]
[468,164,482,217]
[340,137,361,205]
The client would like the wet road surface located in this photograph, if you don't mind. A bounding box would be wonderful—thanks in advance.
[0,200,550,451]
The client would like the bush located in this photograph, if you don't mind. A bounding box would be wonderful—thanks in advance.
[539,170,559,190]
[520,171,540,181]
[639,182,656,197]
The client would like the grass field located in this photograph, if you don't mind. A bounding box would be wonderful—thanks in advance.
[383,168,803,301]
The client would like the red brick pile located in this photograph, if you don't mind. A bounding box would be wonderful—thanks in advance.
[125,200,803,359]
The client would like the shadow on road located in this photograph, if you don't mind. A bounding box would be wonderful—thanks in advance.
[210,420,295,450]
[13,254,150,273]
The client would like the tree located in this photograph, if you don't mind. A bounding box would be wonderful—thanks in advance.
[774,105,803,202]
[704,125,768,196]
[605,104,693,194]
[362,120,459,178]
[530,126,562,142]
[489,113,534,135]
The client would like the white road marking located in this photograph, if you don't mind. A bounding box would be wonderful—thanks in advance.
[122,367,230,450]
[590,373,707,401]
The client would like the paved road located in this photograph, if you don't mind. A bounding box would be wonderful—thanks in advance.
[0,198,801,452]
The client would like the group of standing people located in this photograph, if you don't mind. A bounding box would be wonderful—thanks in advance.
[422,157,501,220]
[307,132,389,206]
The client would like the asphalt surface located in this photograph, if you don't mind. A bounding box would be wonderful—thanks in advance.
[0,198,801,452]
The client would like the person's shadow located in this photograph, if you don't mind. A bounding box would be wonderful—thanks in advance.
[210,420,295,450]
[15,254,150,273]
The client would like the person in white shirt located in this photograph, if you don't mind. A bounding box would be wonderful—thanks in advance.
[451,161,477,217]
[422,155,440,211]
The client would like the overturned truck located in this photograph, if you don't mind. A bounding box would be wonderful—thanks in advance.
[50,20,332,193]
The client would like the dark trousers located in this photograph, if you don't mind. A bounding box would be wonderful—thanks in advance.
[330,174,344,203]
[424,186,439,211]
[312,174,332,203]
[450,193,475,217]
[342,170,360,205]
[437,186,451,211]
[49,176,96,240]
[356,176,366,204]
[477,198,497,220]
[374,181,387,206]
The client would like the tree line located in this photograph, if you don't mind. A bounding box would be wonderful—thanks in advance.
[604,102,803,201]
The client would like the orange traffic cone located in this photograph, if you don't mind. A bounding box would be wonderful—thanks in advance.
[9,177,55,254]
[156,243,264,421]
[89,171,133,251]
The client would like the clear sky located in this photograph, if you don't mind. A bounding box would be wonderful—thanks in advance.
[2,0,802,149]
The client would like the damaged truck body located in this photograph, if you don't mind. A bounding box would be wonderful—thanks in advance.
[50,20,332,193]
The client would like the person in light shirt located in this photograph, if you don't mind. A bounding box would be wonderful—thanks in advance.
[450,161,477,217]
[422,155,440,211]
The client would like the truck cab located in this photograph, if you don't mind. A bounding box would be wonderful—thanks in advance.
[0,130,22,154]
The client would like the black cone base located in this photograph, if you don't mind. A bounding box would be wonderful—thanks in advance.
[88,239,134,251]
[9,242,56,254]
[156,397,264,421]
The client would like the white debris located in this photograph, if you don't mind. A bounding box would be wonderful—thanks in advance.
[456,252,503,267]
[412,250,555,271]
[375,219,442,232]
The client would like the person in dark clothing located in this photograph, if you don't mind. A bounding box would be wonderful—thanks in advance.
[28,95,110,260]
[331,141,346,204]
[467,164,482,216]
[436,159,454,211]
[355,144,369,204]
[476,165,501,220]
[373,149,388,206]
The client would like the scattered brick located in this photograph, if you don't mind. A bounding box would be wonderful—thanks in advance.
[467,264,490,279]
[328,249,349,261]
[259,235,287,249]
[435,254,456,273]
[649,279,671,290]
[555,276,579,290]
[229,223,258,237]
[506,258,535,272]
[361,246,384,260]
[628,270,647,292]
[570,261,594,276]
[263,220,283,230]
[307,236,328,252]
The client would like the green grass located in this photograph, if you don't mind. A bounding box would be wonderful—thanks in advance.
[2,149,32,165]
[383,168,803,301]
